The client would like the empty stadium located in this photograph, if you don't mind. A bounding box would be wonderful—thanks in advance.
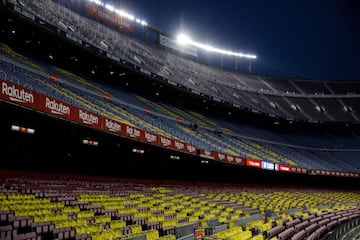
[0,1,359,240]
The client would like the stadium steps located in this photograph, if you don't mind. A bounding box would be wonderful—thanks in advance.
[136,95,186,122]
[136,95,216,128]
[53,67,105,94]
[177,125,220,150]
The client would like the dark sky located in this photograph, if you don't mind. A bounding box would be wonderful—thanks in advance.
[107,0,360,80]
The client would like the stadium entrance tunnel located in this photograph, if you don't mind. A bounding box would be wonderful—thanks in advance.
[0,101,359,188]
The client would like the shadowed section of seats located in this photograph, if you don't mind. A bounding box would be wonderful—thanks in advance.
[0,44,360,172]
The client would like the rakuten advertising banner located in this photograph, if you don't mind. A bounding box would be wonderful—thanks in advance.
[234,156,245,165]
[143,130,159,145]
[291,167,308,174]
[0,80,36,108]
[199,149,214,160]
[159,135,174,149]
[185,144,197,155]
[102,117,123,135]
[216,152,227,161]
[77,109,102,129]
[38,96,78,122]
[123,124,143,140]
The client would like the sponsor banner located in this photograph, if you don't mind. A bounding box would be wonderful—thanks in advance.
[234,156,245,165]
[124,124,143,140]
[159,34,198,58]
[292,167,307,174]
[102,117,123,135]
[275,164,292,172]
[77,109,101,129]
[86,3,134,32]
[246,159,262,168]
[0,80,35,108]
[208,152,245,164]
[159,135,174,149]
[174,139,186,151]
[143,131,159,145]
[215,152,227,161]
[185,143,197,155]
[38,96,77,121]
[226,155,234,163]
[199,149,214,160]
[262,161,275,170]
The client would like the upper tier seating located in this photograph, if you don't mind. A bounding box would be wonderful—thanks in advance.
[1,45,360,172]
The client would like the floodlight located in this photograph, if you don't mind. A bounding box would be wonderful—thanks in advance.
[105,4,115,12]
[176,32,257,59]
[177,34,191,45]
[89,0,103,6]
[116,9,125,17]
[128,14,135,21]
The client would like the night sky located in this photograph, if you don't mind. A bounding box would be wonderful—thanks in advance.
[106,0,360,80]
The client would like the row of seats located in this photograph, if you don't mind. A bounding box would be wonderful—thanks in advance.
[0,171,359,240]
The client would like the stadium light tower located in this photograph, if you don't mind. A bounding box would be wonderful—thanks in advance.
[176,33,257,59]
